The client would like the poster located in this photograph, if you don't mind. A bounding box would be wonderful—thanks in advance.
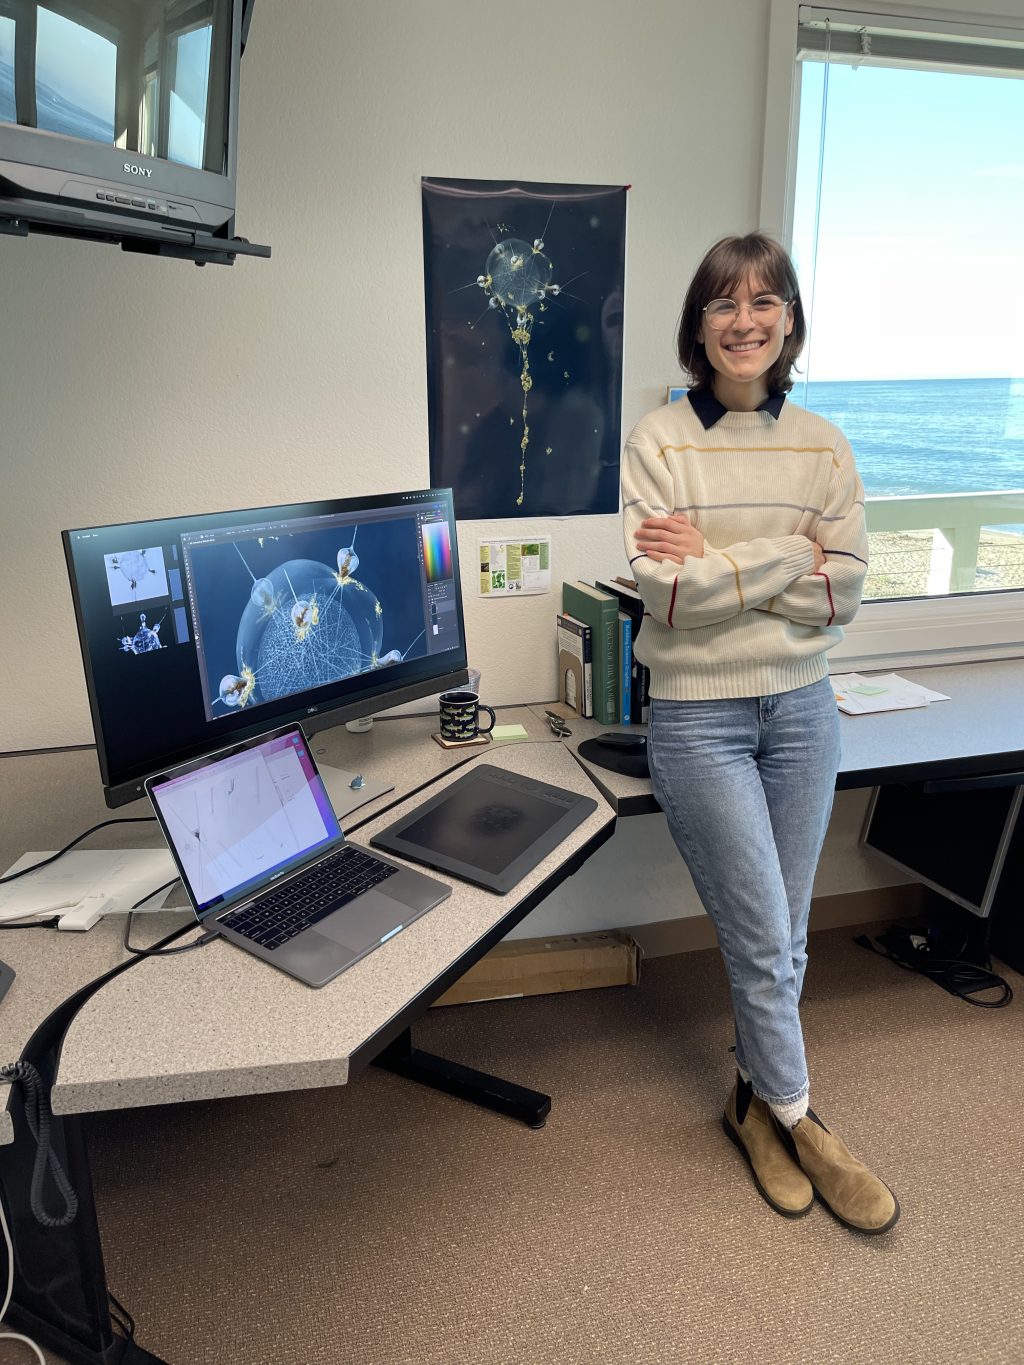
[478,537,551,597]
[423,178,627,520]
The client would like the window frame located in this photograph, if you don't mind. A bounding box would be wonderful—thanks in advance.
[760,0,1024,668]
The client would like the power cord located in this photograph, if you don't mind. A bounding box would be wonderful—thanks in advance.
[0,1061,77,1357]
[0,1063,77,1228]
[0,1190,45,1364]
[0,817,157,884]
[122,880,218,957]
[0,816,214,956]
[855,929,1013,1008]
[107,1288,135,1342]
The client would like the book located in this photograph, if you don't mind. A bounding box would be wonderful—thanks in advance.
[561,581,619,725]
[617,611,632,724]
[596,578,650,724]
[556,612,593,717]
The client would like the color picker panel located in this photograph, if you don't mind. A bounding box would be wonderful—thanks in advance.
[421,521,453,583]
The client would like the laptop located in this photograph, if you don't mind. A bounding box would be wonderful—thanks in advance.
[146,724,451,987]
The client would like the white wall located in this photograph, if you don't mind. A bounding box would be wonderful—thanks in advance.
[0,0,912,925]
[0,0,771,751]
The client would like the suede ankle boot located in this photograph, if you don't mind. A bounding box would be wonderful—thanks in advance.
[786,1111,900,1234]
[722,1075,814,1217]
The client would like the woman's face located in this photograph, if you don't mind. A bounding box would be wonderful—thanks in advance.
[697,275,794,394]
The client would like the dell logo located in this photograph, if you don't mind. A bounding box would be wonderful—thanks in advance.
[307,706,318,715]
[123,163,153,178]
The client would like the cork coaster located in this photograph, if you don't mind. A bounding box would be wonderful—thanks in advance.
[431,732,492,750]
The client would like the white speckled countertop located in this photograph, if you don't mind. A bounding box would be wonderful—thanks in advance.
[46,736,614,1120]
[0,709,561,1140]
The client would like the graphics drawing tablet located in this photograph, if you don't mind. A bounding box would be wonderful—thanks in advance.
[370,763,598,894]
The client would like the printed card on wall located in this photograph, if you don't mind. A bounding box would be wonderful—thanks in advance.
[423,178,627,520]
[478,538,551,597]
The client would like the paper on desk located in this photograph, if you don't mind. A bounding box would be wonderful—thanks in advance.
[0,849,178,921]
[829,672,950,716]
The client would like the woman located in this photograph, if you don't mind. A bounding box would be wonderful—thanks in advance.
[621,232,898,1233]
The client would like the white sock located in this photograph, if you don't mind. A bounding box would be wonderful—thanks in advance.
[770,1094,809,1129]
[736,1061,752,1084]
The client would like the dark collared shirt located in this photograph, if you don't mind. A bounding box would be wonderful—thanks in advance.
[687,387,786,430]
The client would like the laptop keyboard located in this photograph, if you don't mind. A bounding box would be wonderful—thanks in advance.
[219,846,398,951]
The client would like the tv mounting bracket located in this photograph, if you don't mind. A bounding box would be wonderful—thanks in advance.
[0,196,271,266]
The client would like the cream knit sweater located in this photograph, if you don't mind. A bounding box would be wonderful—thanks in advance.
[621,395,868,701]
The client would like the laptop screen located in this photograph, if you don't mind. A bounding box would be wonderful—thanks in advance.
[149,728,343,916]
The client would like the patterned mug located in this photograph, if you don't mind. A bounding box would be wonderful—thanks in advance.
[439,690,497,742]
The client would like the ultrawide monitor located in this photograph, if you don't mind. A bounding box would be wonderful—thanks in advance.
[63,488,469,807]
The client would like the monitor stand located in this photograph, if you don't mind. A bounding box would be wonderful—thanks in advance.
[318,764,394,822]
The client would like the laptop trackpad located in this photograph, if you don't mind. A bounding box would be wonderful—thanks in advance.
[319,891,407,951]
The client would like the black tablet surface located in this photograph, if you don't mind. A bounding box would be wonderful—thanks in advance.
[370,763,598,893]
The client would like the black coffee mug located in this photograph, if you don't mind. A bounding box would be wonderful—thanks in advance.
[439,690,496,742]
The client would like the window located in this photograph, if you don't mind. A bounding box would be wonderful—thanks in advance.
[35,6,116,144]
[167,22,213,169]
[0,16,14,125]
[761,2,1024,665]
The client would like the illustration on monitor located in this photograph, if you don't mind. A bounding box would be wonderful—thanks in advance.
[104,548,169,606]
[186,520,431,722]
[117,611,166,654]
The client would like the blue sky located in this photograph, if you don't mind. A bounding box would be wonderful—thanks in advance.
[792,62,1024,382]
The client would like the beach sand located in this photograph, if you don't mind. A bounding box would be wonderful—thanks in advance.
[865,528,1024,599]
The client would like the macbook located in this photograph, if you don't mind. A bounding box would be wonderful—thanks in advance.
[146,724,451,987]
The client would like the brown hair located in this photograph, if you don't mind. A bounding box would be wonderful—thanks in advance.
[675,233,806,394]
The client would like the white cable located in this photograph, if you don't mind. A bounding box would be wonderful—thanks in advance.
[0,1192,46,1364]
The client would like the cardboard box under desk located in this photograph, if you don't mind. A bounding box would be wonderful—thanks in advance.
[432,930,642,1007]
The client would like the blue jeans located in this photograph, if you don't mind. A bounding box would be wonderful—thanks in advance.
[648,678,840,1107]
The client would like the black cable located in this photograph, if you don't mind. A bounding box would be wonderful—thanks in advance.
[0,817,158,884]
[0,919,60,930]
[107,1289,136,1340]
[855,933,1013,1008]
[122,879,218,957]
[0,1062,77,1227]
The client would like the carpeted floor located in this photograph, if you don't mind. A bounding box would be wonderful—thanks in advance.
[24,922,1024,1365]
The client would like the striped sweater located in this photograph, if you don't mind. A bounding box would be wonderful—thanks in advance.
[621,395,868,701]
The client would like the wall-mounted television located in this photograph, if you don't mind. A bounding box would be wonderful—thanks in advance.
[0,0,268,264]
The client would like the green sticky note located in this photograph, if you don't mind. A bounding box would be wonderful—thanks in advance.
[850,683,888,696]
[491,724,529,740]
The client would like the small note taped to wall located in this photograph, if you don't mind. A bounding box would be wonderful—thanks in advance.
[479,538,551,596]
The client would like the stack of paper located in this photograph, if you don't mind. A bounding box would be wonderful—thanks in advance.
[829,672,951,716]
[0,849,178,923]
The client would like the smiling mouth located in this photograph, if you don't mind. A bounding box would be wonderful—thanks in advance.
[724,340,767,353]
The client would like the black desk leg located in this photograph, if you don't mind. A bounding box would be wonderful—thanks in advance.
[1,1105,168,1365]
[373,1028,551,1129]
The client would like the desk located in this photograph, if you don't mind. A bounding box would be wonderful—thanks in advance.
[0,710,614,1364]
[553,659,1024,815]
[3,661,1021,1362]
[544,656,1024,967]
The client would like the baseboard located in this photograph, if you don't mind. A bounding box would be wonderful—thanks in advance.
[629,882,930,960]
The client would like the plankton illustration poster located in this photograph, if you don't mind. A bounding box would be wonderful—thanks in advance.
[422,178,627,520]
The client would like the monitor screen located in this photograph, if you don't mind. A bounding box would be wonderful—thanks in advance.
[63,489,469,806]
[0,0,259,253]
[0,0,232,175]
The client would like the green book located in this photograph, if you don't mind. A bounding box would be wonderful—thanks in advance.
[562,581,619,725]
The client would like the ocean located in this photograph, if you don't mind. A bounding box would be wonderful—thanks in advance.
[795,376,1024,501]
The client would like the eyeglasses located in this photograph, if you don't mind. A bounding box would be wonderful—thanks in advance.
[544,710,572,738]
[702,295,789,331]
